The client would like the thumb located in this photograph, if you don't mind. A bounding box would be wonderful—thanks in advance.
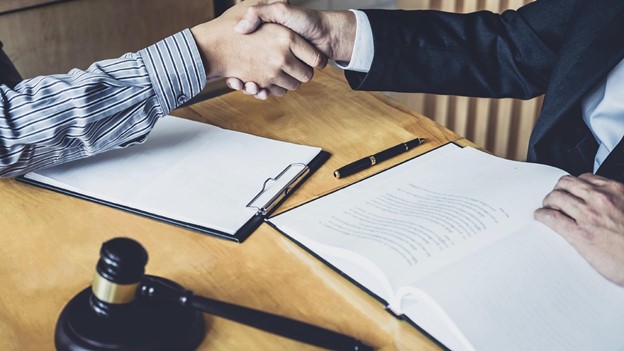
[235,3,291,34]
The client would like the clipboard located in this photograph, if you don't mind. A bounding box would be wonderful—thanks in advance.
[17,116,330,243]
[19,152,328,243]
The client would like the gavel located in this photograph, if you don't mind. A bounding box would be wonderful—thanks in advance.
[55,237,372,351]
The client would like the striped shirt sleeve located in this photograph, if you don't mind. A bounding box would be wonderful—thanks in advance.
[0,29,206,178]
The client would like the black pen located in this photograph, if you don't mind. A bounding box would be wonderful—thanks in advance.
[334,137,426,178]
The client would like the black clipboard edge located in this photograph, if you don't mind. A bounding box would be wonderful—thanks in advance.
[17,175,247,242]
[17,149,330,243]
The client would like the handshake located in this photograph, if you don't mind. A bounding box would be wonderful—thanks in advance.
[190,0,356,100]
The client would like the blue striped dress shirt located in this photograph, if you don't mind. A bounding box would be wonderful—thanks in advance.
[0,29,206,177]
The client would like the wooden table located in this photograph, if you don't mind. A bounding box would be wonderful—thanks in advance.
[0,68,466,350]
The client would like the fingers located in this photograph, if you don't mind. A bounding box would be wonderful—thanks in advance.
[266,29,324,92]
[226,78,244,90]
[261,0,288,4]
[266,29,325,90]
[231,67,307,97]
[549,174,624,217]
[553,174,594,197]
[534,207,598,269]
[280,50,316,84]
[534,208,579,241]
[280,63,313,87]
[233,30,321,93]
[235,3,291,34]
[248,85,286,99]
[227,79,258,94]
[255,88,270,100]
[288,33,328,70]
[267,85,287,97]
[244,82,260,95]
[578,172,612,187]
[225,78,280,100]
[541,188,585,220]
[537,174,624,287]
[250,86,285,99]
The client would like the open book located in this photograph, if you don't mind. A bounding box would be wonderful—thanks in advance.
[269,144,624,351]
[20,115,328,242]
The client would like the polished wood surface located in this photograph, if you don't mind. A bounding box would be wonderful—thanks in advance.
[0,68,464,350]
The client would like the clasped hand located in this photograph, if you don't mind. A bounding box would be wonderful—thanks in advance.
[190,0,330,100]
[209,1,354,99]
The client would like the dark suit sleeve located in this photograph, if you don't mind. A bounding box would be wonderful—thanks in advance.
[0,41,22,88]
[345,0,577,99]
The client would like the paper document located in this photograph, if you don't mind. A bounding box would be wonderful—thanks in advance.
[22,115,327,242]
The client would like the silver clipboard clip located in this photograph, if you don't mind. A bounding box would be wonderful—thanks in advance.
[246,163,310,216]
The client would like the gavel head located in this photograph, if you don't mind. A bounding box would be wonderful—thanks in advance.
[90,237,148,317]
[55,237,205,351]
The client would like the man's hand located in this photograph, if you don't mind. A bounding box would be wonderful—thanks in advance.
[534,173,624,287]
[190,0,327,97]
[227,3,356,99]
[235,3,356,62]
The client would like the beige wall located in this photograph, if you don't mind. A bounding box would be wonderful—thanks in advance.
[395,0,539,160]
[0,0,214,78]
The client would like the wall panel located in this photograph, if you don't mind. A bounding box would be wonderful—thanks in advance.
[0,0,213,78]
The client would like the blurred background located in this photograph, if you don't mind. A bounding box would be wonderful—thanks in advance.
[0,0,537,161]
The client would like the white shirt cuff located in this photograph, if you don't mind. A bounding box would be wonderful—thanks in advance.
[335,9,374,73]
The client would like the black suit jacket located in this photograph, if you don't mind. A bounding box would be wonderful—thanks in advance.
[0,41,22,88]
[345,0,624,182]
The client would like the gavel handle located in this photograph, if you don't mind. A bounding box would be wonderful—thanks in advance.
[140,276,373,351]
[190,294,372,350]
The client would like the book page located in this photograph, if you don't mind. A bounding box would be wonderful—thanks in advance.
[271,146,567,291]
[270,145,585,350]
[24,116,322,235]
[409,222,624,351]
[271,143,462,303]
